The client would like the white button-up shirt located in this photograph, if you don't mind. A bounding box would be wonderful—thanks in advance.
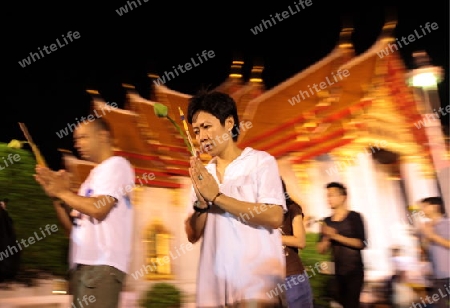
[188,147,287,307]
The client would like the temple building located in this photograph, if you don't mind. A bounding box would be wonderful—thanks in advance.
[61,18,448,305]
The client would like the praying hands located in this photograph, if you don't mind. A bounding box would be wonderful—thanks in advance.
[35,166,72,199]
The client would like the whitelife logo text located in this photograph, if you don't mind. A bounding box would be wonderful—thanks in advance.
[18,31,81,68]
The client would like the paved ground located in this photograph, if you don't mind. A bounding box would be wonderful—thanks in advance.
[0,295,196,307]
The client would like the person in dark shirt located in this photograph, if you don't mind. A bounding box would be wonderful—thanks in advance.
[280,179,313,307]
[0,198,8,210]
[317,182,367,308]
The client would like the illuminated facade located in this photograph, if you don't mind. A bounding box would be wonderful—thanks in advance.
[62,17,448,301]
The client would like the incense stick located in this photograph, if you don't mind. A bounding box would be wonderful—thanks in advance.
[178,107,197,156]
[18,122,47,166]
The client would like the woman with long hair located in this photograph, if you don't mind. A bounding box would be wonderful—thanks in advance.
[280,179,313,307]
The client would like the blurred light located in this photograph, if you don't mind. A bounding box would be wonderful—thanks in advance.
[122,83,135,89]
[338,43,353,48]
[229,60,244,79]
[229,73,242,78]
[296,135,310,142]
[408,51,443,89]
[249,65,264,83]
[408,203,421,211]
[411,71,439,88]
[249,78,263,83]
[86,89,99,95]
[303,122,317,128]
[52,279,68,295]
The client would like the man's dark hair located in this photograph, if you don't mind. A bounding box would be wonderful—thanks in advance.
[187,90,240,142]
[82,117,113,143]
[326,182,347,196]
[421,196,445,214]
[91,117,112,134]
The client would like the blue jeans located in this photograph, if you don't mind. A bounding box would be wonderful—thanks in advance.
[285,273,313,308]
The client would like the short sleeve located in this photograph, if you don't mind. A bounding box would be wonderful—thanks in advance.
[186,185,197,217]
[256,155,286,211]
[290,203,304,218]
[352,211,367,248]
[90,157,134,201]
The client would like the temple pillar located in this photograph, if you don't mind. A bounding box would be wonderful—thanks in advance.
[400,159,440,207]
[303,158,332,233]
[341,151,409,280]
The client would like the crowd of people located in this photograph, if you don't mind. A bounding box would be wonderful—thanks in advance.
[25,90,450,308]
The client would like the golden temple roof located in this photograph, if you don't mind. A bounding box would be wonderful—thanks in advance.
[64,20,442,188]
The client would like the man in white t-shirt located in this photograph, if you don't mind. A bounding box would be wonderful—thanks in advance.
[35,118,134,308]
[185,91,286,307]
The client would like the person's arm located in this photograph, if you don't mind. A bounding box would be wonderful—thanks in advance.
[187,208,208,244]
[417,233,430,251]
[57,158,133,221]
[215,156,285,229]
[52,199,73,236]
[426,231,450,248]
[55,191,117,221]
[185,214,197,243]
[214,195,283,229]
[191,155,285,229]
[36,163,126,221]
[329,212,366,250]
[185,178,209,243]
[317,223,331,254]
[330,234,365,249]
[282,205,306,249]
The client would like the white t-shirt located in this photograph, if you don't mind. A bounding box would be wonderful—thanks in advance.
[187,147,287,307]
[70,156,135,273]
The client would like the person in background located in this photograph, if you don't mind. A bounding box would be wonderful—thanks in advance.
[35,117,135,308]
[0,198,8,210]
[392,271,418,308]
[316,182,367,308]
[279,179,313,307]
[419,197,450,308]
[387,246,414,305]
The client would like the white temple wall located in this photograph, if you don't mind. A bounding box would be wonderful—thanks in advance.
[124,176,200,300]
[400,162,440,206]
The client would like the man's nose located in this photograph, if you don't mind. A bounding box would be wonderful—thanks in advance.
[199,129,208,142]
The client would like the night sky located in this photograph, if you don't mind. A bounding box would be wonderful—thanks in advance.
[3,0,448,171]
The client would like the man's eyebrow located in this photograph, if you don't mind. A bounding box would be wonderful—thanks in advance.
[193,122,208,128]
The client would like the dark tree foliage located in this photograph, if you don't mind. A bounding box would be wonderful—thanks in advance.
[0,143,68,287]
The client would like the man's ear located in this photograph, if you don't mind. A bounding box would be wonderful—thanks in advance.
[225,116,235,132]
[99,130,110,143]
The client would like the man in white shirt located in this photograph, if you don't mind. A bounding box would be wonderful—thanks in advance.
[185,91,286,307]
[35,118,134,308]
